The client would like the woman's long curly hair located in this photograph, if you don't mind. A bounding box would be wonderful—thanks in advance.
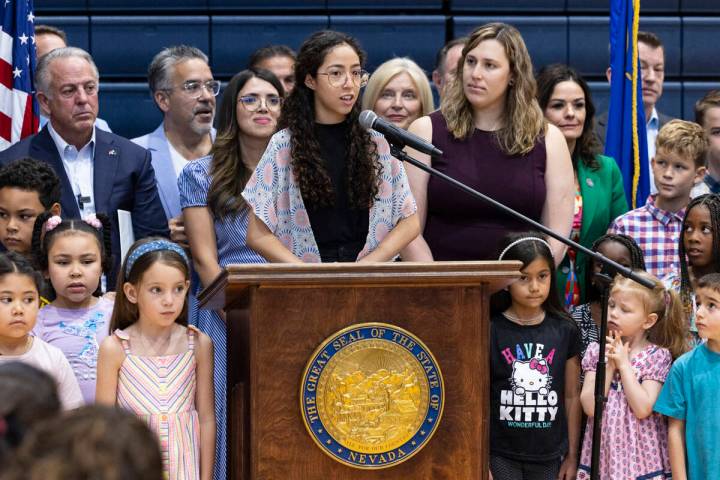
[209,68,284,219]
[278,30,380,208]
[442,22,545,155]
[536,63,602,170]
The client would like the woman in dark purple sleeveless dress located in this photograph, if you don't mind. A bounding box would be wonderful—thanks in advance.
[401,23,574,262]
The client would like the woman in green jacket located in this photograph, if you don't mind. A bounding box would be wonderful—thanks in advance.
[536,64,628,308]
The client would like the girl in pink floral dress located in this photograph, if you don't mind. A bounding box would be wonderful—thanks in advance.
[577,272,688,479]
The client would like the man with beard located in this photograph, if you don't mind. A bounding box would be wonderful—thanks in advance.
[0,47,168,286]
[133,45,219,244]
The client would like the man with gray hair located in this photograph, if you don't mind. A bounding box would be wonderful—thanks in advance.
[132,45,219,243]
[0,47,168,285]
[34,24,112,133]
[132,45,220,480]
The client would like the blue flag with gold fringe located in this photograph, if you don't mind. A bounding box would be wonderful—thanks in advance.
[604,0,649,209]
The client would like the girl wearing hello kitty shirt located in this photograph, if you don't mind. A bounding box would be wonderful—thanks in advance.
[490,233,583,480]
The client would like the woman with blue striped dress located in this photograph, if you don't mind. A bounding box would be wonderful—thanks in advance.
[178,68,284,480]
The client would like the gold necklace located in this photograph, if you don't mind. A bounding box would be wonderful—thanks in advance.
[503,309,545,326]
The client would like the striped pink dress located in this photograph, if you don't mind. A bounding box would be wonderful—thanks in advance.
[115,326,200,479]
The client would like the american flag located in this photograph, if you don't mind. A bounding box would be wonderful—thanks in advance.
[0,0,38,151]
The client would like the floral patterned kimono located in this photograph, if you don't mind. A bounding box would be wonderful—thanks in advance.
[242,128,417,262]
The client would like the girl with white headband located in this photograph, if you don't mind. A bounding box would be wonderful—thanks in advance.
[490,233,583,480]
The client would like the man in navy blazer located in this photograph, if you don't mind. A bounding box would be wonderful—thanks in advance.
[595,31,675,197]
[0,47,168,286]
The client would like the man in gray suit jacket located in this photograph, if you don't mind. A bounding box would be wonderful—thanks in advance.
[596,31,674,195]
[132,45,218,243]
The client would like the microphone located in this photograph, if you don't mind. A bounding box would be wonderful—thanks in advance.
[359,110,443,157]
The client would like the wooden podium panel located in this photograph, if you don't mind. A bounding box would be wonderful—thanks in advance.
[200,262,520,480]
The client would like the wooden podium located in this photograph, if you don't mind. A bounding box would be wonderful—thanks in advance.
[199,261,520,480]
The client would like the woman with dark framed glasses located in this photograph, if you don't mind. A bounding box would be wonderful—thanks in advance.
[177,68,283,480]
[243,30,419,263]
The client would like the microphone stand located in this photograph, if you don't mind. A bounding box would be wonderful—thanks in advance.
[389,144,653,480]
[589,268,612,480]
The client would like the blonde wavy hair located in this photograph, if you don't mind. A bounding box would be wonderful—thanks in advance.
[361,57,434,120]
[442,22,545,155]
[611,272,689,360]
[656,119,709,169]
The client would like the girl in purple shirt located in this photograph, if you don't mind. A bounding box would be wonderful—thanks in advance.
[31,213,114,403]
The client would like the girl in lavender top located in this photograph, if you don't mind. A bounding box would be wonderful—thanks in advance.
[31,213,114,403]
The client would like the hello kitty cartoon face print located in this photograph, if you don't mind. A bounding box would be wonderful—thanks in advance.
[510,357,552,396]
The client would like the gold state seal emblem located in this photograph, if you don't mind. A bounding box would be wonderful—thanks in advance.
[300,323,444,469]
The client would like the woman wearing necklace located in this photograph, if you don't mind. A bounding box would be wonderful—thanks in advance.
[179,68,284,480]
[489,234,582,480]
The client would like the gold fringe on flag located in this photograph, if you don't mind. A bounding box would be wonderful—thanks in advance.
[630,0,641,209]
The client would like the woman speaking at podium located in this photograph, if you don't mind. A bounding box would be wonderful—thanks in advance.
[243,30,419,263]
[401,22,574,264]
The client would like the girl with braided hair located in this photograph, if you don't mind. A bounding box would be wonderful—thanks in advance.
[30,212,114,403]
[663,193,720,344]
[571,233,646,360]
[242,30,419,263]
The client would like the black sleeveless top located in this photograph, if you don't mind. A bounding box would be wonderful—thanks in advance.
[304,121,369,262]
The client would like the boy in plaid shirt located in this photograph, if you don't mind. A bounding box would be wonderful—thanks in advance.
[609,120,708,280]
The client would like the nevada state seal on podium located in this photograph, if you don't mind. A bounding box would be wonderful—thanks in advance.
[200,262,520,479]
[300,323,444,469]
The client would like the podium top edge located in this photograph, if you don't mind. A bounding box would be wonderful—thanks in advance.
[198,261,523,309]
[224,260,522,276]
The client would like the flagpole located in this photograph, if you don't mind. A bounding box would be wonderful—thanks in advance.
[591,3,646,477]
[630,0,642,209]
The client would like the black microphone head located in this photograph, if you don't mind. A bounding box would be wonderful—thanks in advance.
[359,110,378,130]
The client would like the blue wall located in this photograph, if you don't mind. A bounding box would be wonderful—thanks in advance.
[36,1,720,138]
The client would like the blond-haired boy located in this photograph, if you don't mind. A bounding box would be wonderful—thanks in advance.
[610,120,708,279]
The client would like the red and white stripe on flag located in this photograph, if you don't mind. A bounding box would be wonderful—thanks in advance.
[0,0,38,151]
